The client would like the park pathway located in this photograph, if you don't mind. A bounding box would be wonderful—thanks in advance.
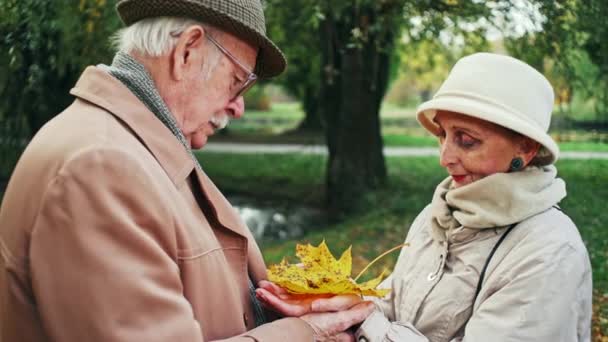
[201,142,608,160]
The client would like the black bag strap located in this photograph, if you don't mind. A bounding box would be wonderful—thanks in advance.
[471,223,517,307]
[472,205,563,307]
[468,205,563,324]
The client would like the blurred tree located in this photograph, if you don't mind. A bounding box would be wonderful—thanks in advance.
[244,85,272,111]
[397,30,489,103]
[0,0,120,181]
[505,33,572,114]
[400,39,452,102]
[295,0,497,216]
[266,0,549,216]
[0,0,120,137]
[570,0,608,122]
[265,1,323,132]
[510,0,608,122]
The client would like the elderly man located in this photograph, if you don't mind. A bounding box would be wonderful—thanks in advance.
[0,0,373,341]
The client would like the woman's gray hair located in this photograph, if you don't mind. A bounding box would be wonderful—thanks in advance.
[112,17,222,80]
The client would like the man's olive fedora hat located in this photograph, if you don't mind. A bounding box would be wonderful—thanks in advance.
[116,0,286,78]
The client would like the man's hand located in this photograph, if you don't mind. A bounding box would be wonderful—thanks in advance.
[301,301,376,342]
[256,280,363,316]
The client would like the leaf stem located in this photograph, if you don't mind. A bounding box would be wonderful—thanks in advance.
[354,243,410,282]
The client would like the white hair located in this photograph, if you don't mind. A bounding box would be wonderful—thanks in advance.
[112,17,222,80]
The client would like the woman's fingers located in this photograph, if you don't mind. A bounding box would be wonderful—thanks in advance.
[333,331,355,342]
[301,301,375,339]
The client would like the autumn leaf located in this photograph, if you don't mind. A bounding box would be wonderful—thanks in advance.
[267,240,402,297]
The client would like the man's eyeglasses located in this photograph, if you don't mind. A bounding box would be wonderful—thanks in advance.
[205,34,258,101]
[170,29,257,101]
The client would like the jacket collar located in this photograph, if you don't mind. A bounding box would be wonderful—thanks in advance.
[430,165,565,243]
[70,66,194,185]
[70,66,252,240]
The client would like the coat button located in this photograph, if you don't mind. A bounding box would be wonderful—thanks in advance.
[243,313,249,326]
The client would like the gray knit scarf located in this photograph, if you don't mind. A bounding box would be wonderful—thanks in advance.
[100,51,267,327]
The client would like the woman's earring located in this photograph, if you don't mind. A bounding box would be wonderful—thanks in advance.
[509,157,524,172]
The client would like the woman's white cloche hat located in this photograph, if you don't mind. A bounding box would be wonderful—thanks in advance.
[416,52,559,165]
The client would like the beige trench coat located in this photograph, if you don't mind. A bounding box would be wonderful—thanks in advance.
[0,67,313,341]
[357,205,592,341]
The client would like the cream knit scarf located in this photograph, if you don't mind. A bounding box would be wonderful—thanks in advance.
[430,165,567,242]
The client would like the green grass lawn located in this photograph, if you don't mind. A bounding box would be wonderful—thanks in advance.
[211,129,608,152]
[245,102,306,119]
[382,134,608,151]
[219,101,608,151]
[197,152,608,337]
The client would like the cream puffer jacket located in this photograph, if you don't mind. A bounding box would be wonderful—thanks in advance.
[357,166,592,342]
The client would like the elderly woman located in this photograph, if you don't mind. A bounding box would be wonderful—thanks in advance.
[257,53,592,341]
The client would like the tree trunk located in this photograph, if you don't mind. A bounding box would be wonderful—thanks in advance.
[295,85,323,132]
[321,15,391,217]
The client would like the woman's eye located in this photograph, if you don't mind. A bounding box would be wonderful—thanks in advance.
[458,134,478,148]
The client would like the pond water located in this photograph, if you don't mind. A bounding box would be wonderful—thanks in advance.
[228,195,326,242]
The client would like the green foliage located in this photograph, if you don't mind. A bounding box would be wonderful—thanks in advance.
[0,0,120,179]
[384,76,421,107]
[508,0,608,122]
[0,0,120,135]
[575,0,608,121]
[244,85,271,111]
[394,33,490,102]
[195,152,327,205]
[265,0,321,125]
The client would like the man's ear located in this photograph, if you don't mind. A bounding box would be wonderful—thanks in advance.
[518,136,541,166]
[170,25,206,81]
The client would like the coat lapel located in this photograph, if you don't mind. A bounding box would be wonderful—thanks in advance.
[71,66,267,278]
[193,167,268,280]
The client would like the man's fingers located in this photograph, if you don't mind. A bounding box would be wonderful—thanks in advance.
[311,294,362,312]
[257,280,287,295]
[255,288,309,317]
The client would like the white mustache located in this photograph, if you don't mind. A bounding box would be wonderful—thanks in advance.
[210,113,230,129]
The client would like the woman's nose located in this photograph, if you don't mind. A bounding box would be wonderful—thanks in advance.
[439,141,459,168]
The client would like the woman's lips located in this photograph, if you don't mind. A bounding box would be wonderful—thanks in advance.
[451,174,467,183]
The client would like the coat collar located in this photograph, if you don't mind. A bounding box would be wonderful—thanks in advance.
[70,66,194,185]
[69,66,254,240]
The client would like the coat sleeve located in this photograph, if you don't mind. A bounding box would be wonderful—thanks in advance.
[29,148,313,342]
[356,224,592,342]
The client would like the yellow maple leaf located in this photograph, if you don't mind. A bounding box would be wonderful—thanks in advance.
[267,241,407,297]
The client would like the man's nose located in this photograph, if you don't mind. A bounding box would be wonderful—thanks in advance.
[439,141,458,167]
[225,96,245,119]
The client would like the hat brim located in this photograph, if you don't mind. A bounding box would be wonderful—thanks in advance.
[117,0,286,78]
[416,94,559,165]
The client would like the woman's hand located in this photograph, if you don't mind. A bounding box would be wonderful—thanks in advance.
[256,280,364,317]
[300,301,375,342]
[256,281,376,341]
